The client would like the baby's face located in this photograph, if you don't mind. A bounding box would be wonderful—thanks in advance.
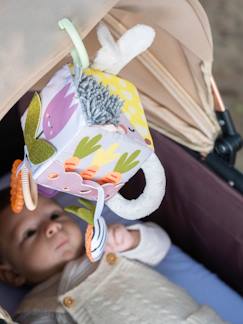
[0,197,83,283]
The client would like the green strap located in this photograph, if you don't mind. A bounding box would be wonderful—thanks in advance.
[58,18,89,68]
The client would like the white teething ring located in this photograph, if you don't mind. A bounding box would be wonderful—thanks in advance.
[21,164,38,211]
[106,152,165,220]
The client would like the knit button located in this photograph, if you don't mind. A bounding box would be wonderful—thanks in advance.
[106,252,117,265]
[63,296,75,308]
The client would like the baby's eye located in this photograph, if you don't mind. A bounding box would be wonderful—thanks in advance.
[24,229,37,240]
[50,213,61,220]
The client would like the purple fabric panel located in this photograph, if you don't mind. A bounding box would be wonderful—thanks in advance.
[121,129,243,295]
[43,83,78,140]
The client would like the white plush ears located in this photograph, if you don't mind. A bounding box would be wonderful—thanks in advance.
[92,23,155,75]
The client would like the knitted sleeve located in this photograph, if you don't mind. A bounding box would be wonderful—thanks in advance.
[120,222,171,266]
[14,311,76,323]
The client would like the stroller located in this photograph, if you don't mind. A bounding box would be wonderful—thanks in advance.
[0,0,243,322]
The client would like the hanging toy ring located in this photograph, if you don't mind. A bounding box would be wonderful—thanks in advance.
[85,224,94,261]
[58,18,89,68]
[21,164,38,211]
[10,159,24,214]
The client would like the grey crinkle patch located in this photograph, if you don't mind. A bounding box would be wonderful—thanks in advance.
[77,73,123,126]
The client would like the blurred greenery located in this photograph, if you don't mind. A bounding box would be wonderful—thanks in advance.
[200,0,243,172]
[232,103,243,114]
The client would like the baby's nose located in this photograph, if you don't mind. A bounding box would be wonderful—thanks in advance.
[45,222,62,238]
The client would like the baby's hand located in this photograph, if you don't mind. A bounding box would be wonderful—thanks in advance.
[105,224,140,253]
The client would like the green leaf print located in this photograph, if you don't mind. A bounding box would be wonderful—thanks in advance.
[114,150,141,173]
[74,135,102,159]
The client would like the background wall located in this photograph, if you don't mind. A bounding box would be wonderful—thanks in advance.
[200,0,243,171]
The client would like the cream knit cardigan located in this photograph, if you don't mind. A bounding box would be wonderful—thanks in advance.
[15,223,226,324]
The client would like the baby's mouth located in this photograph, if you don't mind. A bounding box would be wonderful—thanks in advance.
[55,238,69,250]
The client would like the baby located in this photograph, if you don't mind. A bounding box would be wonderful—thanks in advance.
[0,188,225,324]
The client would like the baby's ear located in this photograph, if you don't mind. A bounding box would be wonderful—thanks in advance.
[0,263,26,287]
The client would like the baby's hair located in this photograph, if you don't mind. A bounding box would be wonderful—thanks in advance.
[0,187,10,214]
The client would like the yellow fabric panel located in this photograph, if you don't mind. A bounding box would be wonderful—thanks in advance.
[84,68,153,148]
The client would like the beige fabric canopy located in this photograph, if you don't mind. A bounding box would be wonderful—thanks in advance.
[0,0,118,119]
[0,0,220,154]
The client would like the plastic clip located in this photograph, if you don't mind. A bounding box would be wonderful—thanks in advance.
[58,18,89,68]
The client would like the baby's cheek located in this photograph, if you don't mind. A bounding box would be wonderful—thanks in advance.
[20,247,63,283]
[22,246,54,272]
[65,222,83,251]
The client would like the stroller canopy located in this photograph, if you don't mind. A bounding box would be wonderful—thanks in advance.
[0,0,220,154]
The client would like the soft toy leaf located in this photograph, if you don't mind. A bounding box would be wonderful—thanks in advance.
[78,198,96,213]
[65,206,94,225]
[24,92,41,146]
[28,139,56,165]
[24,92,56,164]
